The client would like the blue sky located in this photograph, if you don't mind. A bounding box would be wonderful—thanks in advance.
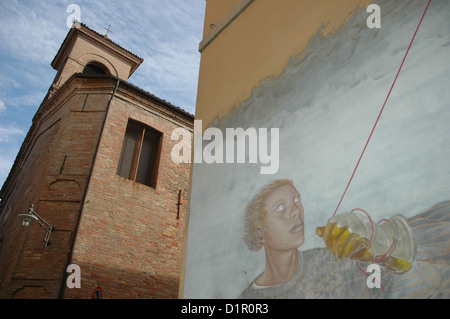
[0,0,205,188]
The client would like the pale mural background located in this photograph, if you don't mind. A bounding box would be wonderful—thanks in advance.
[184,0,450,298]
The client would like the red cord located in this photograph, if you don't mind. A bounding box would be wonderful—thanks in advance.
[332,0,433,217]
[331,0,432,289]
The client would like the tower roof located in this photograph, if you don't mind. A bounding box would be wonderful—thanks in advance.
[51,23,144,78]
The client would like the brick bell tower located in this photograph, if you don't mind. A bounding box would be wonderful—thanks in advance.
[0,23,193,299]
[46,22,143,98]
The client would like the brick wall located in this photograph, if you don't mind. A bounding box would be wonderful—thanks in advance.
[0,76,110,298]
[61,79,193,299]
[0,75,192,298]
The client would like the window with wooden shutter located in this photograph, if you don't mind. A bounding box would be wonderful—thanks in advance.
[117,120,162,188]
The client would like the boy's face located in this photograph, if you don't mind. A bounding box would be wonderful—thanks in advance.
[258,184,305,251]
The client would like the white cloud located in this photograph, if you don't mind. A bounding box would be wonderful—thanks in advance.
[0,124,24,186]
[0,100,6,114]
[0,154,15,186]
[0,125,24,143]
[0,1,66,63]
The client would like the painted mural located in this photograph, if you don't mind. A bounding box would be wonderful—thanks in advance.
[184,0,450,298]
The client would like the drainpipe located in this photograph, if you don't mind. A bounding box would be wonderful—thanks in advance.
[58,77,120,299]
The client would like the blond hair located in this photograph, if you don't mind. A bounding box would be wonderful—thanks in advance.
[242,179,294,251]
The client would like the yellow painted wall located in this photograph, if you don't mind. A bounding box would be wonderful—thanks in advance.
[196,0,371,128]
[202,0,242,38]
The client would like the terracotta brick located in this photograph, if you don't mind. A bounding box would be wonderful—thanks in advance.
[0,24,193,299]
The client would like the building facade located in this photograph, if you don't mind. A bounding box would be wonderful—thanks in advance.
[182,0,450,298]
[0,24,193,299]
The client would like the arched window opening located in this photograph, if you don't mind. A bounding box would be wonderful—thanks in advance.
[83,63,109,75]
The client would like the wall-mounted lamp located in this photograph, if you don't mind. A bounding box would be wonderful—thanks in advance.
[17,204,53,247]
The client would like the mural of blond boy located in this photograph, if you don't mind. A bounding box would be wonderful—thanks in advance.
[239,179,450,299]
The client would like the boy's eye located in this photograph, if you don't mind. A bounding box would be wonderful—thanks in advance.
[294,195,301,203]
[275,203,286,213]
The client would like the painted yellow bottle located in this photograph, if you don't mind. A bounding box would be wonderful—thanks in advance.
[316,212,416,274]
